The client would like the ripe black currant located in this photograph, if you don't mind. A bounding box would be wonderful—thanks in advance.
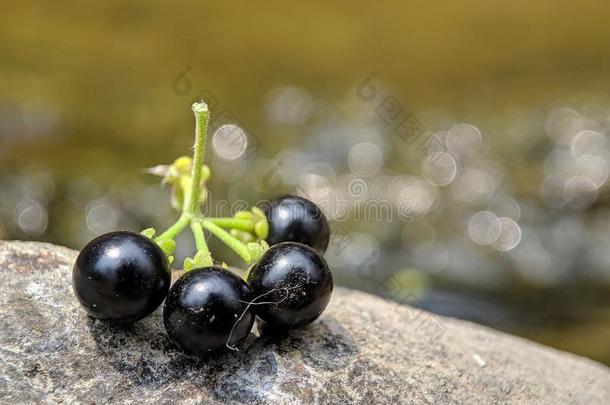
[72,231,170,323]
[262,195,330,254]
[163,266,255,355]
[247,242,333,329]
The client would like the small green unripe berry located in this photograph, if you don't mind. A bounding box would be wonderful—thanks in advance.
[251,206,266,221]
[234,211,255,222]
[201,164,211,182]
[173,156,193,175]
[254,220,269,240]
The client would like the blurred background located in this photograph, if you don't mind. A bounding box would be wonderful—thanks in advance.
[1,1,610,365]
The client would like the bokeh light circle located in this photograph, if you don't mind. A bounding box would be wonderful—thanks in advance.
[451,169,496,204]
[571,130,605,157]
[422,152,458,186]
[86,198,119,235]
[576,154,608,187]
[545,108,582,145]
[446,123,483,161]
[563,176,598,210]
[468,211,502,245]
[348,142,383,177]
[15,199,48,236]
[212,124,248,160]
[492,218,522,251]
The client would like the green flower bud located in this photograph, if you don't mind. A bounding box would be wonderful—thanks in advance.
[234,210,255,222]
[173,156,193,175]
[251,206,266,221]
[254,219,269,240]
[201,164,211,183]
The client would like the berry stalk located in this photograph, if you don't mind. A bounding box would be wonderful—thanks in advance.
[207,217,255,232]
[190,220,209,255]
[200,219,253,263]
[155,212,191,241]
[186,102,209,216]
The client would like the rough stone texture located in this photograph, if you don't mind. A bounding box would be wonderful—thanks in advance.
[0,241,609,404]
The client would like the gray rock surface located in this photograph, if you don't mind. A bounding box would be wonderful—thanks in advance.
[0,240,609,404]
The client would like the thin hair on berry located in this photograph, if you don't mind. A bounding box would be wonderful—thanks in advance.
[225,284,303,351]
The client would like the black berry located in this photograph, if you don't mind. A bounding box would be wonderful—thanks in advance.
[72,231,170,323]
[247,242,333,329]
[262,195,330,254]
[163,266,255,355]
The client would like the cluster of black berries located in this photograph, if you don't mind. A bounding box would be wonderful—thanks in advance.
[72,196,333,355]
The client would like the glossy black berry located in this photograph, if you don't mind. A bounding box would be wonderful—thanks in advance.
[163,266,255,355]
[247,242,333,329]
[263,195,330,254]
[72,231,170,324]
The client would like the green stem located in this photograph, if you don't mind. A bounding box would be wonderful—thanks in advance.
[207,217,255,232]
[200,219,252,264]
[190,220,209,255]
[186,102,209,216]
[152,102,216,269]
[155,213,191,242]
